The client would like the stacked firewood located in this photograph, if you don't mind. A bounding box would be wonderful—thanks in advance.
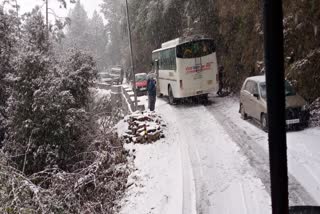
[122,111,166,144]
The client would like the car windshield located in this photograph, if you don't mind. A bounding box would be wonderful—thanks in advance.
[135,74,147,82]
[111,69,121,75]
[259,80,296,98]
[259,83,267,99]
[285,81,296,96]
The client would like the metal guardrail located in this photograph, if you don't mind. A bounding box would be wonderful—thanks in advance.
[96,83,145,112]
[96,83,112,90]
[121,85,145,112]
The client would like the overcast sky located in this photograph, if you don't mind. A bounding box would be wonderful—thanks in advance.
[12,0,104,21]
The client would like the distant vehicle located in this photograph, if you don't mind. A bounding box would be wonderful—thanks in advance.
[98,72,113,84]
[239,75,310,131]
[152,35,218,104]
[132,73,148,95]
[110,67,124,85]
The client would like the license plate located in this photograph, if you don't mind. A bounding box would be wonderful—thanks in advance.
[140,87,146,90]
[286,119,300,125]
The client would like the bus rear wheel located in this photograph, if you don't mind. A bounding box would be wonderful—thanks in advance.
[168,85,176,105]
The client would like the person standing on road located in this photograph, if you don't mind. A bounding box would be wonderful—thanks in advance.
[147,75,157,111]
[217,65,224,96]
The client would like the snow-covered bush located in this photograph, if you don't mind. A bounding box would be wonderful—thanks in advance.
[60,50,98,108]
[3,10,97,174]
[0,132,129,213]
[309,97,320,127]
[287,48,320,102]
[0,6,129,214]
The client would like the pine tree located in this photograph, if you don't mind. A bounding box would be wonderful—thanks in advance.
[101,0,125,65]
[88,10,109,71]
[0,6,19,144]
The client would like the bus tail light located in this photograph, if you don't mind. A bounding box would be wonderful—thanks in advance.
[180,80,183,89]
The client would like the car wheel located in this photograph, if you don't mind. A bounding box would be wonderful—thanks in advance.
[261,113,268,132]
[168,85,176,105]
[240,104,247,120]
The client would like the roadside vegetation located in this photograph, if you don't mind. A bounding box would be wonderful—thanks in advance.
[0,2,128,213]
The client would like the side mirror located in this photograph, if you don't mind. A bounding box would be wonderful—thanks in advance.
[253,93,260,99]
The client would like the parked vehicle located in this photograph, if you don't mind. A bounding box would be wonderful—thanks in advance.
[239,75,310,131]
[133,73,148,95]
[110,67,124,85]
[98,72,113,84]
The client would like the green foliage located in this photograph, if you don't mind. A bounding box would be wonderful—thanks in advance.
[3,9,97,175]
[0,6,19,143]
[0,3,128,213]
[61,50,97,107]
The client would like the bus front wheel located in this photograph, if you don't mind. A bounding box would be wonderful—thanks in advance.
[168,85,176,105]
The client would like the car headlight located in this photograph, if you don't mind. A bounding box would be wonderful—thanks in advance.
[302,104,308,111]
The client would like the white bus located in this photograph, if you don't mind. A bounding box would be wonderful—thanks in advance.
[152,36,218,104]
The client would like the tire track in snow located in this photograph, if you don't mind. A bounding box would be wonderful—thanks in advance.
[167,103,269,213]
[165,105,209,214]
[158,102,197,214]
[207,104,317,206]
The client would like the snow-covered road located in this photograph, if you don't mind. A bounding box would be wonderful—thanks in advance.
[120,94,320,214]
[208,96,320,206]
[157,97,271,213]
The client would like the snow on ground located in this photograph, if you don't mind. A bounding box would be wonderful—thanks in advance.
[118,96,271,214]
[158,98,271,213]
[209,95,320,205]
[116,118,183,214]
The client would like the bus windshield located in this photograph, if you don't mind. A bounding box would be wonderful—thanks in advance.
[176,40,216,58]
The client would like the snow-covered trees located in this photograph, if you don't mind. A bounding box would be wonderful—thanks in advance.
[0,5,19,144]
[3,9,97,174]
[0,4,129,213]
[108,0,319,102]
[61,1,109,72]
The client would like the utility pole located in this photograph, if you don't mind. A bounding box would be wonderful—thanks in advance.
[263,0,289,213]
[125,0,138,110]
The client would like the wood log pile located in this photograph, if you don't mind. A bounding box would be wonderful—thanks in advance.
[122,111,166,144]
